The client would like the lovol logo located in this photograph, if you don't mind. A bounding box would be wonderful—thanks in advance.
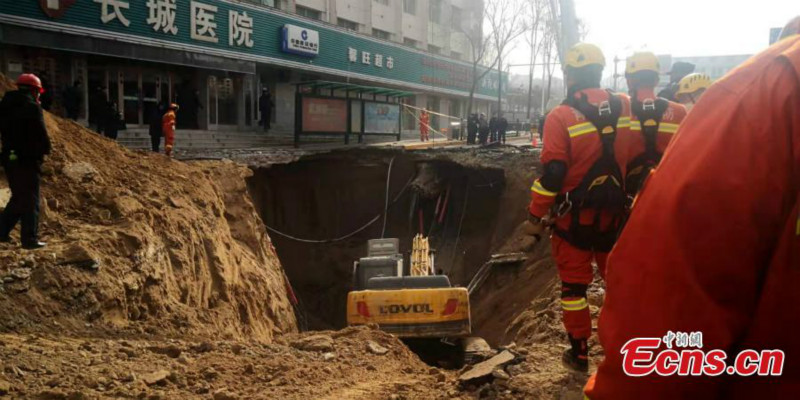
[379,304,434,315]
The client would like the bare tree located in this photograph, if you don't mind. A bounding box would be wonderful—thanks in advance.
[486,0,530,113]
[524,0,550,120]
[459,0,528,119]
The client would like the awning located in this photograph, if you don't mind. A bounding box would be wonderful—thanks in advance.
[295,80,416,98]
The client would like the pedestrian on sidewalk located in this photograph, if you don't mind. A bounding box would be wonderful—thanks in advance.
[148,102,165,152]
[478,113,489,145]
[162,103,178,157]
[498,114,508,144]
[103,102,124,141]
[467,113,478,144]
[0,73,51,249]
[259,87,274,133]
[63,80,82,121]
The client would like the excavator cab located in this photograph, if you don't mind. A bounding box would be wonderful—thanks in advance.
[346,237,471,338]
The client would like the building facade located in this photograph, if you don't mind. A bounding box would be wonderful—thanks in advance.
[0,0,497,136]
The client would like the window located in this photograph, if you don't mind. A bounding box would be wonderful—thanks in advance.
[429,0,441,23]
[428,45,441,55]
[451,7,462,30]
[337,18,358,31]
[296,6,322,21]
[374,0,389,5]
[403,0,416,15]
[404,37,419,48]
[372,28,391,40]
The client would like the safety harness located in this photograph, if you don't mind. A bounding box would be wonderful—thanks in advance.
[554,91,627,252]
[625,94,670,196]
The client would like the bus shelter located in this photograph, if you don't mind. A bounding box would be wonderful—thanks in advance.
[294,81,414,146]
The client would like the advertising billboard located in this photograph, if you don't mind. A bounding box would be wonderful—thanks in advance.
[301,97,347,133]
[364,102,400,134]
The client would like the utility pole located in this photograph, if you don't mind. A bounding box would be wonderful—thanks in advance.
[613,56,619,91]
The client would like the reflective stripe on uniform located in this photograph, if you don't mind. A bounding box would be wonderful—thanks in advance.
[659,122,680,134]
[631,120,680,134]
[531,180,558,197]
[617,116,631,129]
[561,298,588,311]
[568,122,596,138]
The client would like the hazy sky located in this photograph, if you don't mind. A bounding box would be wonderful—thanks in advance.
[507,0,799,75]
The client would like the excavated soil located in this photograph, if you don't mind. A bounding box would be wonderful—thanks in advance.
[0,76,296,341]
[0,73,605,398]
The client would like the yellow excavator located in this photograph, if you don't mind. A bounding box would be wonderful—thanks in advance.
[346,236,471,339]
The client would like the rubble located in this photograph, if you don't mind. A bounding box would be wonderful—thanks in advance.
[458,350,517,383]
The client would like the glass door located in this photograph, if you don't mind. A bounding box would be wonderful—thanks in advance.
[142,72,160,127]
[122,69,140,126]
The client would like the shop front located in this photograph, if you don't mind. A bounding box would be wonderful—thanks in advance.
[0,0,503,138]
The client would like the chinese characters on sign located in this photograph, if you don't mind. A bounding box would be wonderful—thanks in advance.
[348,47,394,70]
[94,0,130,27]
[229,10,254,48]
[191,1,218,43]
[93,0,257,48]
[146,0,178,35]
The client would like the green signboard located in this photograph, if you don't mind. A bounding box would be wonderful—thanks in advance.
[0,0,502,98]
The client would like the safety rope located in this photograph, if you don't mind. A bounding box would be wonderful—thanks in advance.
[265,165,414,244]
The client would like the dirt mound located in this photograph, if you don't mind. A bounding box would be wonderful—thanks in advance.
[0,326,457,399]
[0,75,297,341]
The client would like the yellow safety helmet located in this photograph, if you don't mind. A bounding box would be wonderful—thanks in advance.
[626,52,660,74]
[565,43,606,69]
[676,73,712,95]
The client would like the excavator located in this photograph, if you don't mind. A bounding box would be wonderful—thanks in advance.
[346,236,488,365]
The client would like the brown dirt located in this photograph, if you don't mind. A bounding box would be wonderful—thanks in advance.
[0,73,608,398]
[0,75,297,341]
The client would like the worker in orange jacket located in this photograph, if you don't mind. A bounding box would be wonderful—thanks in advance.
[622,52,687,197]
[419,109,430,142]
[584,29,800,399]
[162,103,178,157]
[524,43,633,372]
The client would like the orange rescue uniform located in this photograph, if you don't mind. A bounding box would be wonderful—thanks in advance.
[585,35,800,399]
[419,111,430,142]
[162,110,176,157]
[529,88,633,341]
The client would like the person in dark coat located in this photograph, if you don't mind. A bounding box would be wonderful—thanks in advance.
[478,113,490,145]
[148,102,165,152]
[498,114,509,144]
[0,74,51,249]
[89,86,108,134]
[538,114,547,142]
[259,88,274,132]
[63,80,82,121]
[466,113,478,144]
[489,114,499,142]
[103,102,123,140]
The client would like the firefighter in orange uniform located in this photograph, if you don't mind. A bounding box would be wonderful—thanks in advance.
[675,72,712,110]
[162,103,178,157]
[584,29,800,399]
[524,43,633,371]
[419,109,430,142]
[623,52,687,197]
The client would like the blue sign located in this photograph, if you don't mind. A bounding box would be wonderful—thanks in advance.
[282,24,319,57]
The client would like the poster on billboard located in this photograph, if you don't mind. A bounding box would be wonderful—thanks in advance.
[302,97,348,133]
[364,102,400,134]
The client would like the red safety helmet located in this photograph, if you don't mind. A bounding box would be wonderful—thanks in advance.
[16,73,45,94]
